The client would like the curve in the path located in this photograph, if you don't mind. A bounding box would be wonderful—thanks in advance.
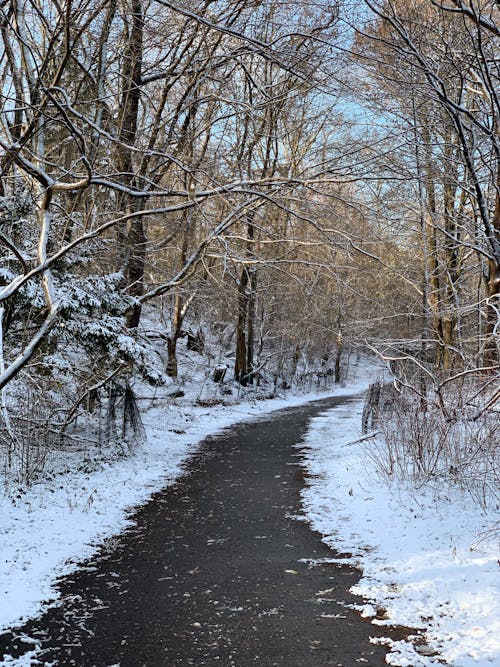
[0,396,406,666]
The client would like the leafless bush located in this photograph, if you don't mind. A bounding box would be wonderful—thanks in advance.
[0,389,59,486]
[1,381,145,488]
[367,379,500,509]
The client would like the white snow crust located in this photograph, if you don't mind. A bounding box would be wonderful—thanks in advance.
[300,398,500,667]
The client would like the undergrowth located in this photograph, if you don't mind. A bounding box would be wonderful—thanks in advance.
[365,377,500,511]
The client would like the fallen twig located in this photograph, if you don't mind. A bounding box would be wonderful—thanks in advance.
[343,431,381,447]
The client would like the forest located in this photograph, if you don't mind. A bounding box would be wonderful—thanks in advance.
[0,0,498,507]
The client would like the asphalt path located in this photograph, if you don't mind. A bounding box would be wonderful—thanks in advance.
[0,396,407,666]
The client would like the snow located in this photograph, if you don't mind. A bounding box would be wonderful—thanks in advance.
[300,398,500,667]
[0,372,370,663]
[1,364,498,667]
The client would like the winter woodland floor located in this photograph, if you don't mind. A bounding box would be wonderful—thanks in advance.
[0,367,498,666]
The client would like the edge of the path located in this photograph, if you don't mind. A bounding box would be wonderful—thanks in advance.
[0,375,377,636]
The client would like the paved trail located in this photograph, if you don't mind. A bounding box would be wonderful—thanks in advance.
[1,396,406,666]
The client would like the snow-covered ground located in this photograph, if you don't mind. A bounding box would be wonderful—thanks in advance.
[300,399,500,667]
[0,369,371,666]
[1,363,498,667]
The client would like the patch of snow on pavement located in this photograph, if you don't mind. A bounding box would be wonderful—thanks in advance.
[300,398,500,667]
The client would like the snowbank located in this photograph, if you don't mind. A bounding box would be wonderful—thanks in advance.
[300,398,500,667]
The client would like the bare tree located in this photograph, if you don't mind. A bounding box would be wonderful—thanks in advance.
[359,0,500,367]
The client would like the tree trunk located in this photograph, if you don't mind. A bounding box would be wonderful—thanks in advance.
[422,124,445,368]
[441,141,462,371]
[235,267,249,385]
[117,0,145,329]
[335,330,342,384]
[246,269,257,384]
[234,215,256,385]
[125,213,146,329]
[484,166,500,365]
[166,294,184,378]
[484,259,500,364]
[166,335,178,379]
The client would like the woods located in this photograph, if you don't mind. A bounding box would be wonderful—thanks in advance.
[0,0,498,497]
